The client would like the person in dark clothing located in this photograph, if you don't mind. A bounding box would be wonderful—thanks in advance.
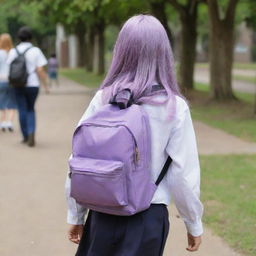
[7,27,49,147]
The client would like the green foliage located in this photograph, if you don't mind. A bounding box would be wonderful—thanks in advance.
[36,0,150,33]
[236,0,256,28]
[105,25,119,51]
[0,0,55,43]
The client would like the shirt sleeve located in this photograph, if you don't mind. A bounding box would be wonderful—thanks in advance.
[0,51,8,80]
[35,48,47,67]
[6,49,16,65]
[166,99,203,237]
[65,90,103,225]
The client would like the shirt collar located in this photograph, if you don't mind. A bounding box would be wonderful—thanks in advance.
[19,42,32,47]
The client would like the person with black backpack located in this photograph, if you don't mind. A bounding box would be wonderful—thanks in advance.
[7,26,49,147]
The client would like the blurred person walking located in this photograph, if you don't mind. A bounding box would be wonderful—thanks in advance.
[7,26,49,147]
[0,33,16,132]
[66,15,203,256]
[48,53,59,87]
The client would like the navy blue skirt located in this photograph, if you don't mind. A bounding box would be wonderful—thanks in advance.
[76,204,169,256]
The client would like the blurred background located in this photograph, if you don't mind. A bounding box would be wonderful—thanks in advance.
[0,0,255,256]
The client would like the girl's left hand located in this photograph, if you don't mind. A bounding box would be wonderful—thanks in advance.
[68,224,84,244]
[186,233,202,252]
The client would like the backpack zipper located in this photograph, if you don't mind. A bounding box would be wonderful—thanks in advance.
[71,169,122,177]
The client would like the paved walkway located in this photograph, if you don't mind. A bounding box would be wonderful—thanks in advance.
[194,121,256,155]
[195,67,256,94]
[1,77,253,256]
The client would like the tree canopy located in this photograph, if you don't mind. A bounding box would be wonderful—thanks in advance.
[0,0,254,99]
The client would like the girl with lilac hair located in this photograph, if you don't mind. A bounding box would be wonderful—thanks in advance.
[66,14,203,255]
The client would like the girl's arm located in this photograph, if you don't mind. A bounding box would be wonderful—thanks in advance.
[166,98,203,238]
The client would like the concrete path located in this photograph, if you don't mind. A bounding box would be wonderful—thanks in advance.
[195,67,256,94]
[0,77,250,256]
[194,121,256,155]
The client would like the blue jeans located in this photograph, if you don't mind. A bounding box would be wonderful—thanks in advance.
[14,87,39,139]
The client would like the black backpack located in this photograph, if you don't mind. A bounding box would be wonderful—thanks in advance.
[9,47,33,88]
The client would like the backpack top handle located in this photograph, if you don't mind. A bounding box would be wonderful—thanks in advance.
[110,89,134,109]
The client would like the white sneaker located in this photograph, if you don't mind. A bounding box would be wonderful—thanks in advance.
[0,122,7,131]
[6,121,14,132]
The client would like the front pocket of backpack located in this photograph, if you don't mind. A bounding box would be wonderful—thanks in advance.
[69,157,127,207]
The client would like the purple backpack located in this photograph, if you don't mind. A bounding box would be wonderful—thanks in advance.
[69,90,172,216]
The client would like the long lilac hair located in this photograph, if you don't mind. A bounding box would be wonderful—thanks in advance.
[100,14,182,111]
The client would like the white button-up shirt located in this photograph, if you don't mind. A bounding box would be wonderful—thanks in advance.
[0,50,9,81]
[65,90,203,236]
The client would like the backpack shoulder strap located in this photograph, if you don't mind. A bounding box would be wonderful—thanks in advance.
[22,46,33,55]
[15,47,21,56]
[14,46,33,57]
[155,156,172,186]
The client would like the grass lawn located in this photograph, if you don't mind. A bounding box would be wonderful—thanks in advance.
[196,62,256,70]
[234,63,256,70]
[195,83,255,105]
[200,154,256,256]
[233,75,256,84]
[60,68,104,88]
[191,83,256,142]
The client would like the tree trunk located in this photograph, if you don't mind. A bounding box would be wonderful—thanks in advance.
[179,10,197,91]
[168,0,200,91]
[208,0,238,100]
[96,21,105,75]
[150,1,174,45]
[76,30,86,67]
[209,22,235,99]
[86,27,95,72]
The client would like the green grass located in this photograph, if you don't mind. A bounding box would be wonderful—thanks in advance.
[196,63,209,68]
[233,75,256,84]
[60,68,104,88]
[233,62,256,70]
[200,155,256,256]
[196,62,256,70]
[194,82,255,104]
[191,104,256,142]
[192,83,256,142]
